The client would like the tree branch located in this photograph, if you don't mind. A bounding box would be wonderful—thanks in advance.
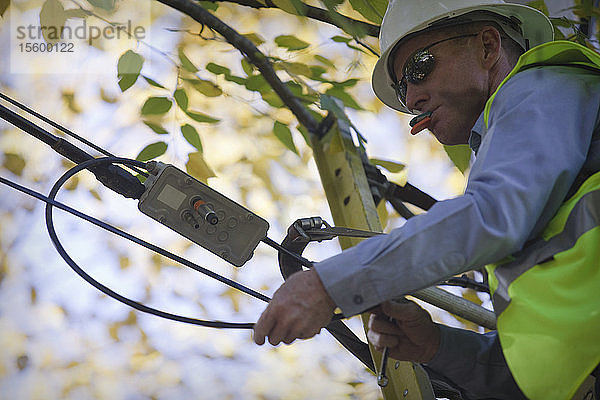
[157,0,320,134]
[202,0,380,38]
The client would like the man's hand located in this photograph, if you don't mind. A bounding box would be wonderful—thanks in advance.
[367,300,441,363]
[253,269,336,346]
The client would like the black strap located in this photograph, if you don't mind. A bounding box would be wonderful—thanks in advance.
[278,217,376,372]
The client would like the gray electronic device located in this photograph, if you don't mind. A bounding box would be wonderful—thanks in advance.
[138,161,269,267]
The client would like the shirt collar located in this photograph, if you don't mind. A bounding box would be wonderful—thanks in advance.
[469,112,486,155]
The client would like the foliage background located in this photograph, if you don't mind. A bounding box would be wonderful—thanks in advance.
[0,0,597,398]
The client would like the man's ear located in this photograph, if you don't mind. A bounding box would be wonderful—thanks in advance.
[480,26,502,70]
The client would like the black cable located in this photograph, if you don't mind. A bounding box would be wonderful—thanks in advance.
[0,92,147,178]
[2,157,347,328]
[441,276,490,293]
[0,158,272,329]
[261,237,314,269]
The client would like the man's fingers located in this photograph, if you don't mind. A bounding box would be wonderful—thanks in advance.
[367,329,400,351]
[368,313,402,335]
[381,300,424,322]
[254,306,276,345]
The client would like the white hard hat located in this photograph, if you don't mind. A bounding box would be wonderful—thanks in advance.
[372,0,554,113]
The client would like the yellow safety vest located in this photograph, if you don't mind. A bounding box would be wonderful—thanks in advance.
[484,41,600,400]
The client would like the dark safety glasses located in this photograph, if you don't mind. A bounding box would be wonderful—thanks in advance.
[390,33,478,110]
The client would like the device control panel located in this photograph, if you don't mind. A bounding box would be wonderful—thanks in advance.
[138,161,269,267]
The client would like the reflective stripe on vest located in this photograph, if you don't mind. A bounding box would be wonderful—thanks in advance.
[491,188,600,315]
[483,41,600,400]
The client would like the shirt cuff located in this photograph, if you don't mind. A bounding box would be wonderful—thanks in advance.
[313,245,384,316]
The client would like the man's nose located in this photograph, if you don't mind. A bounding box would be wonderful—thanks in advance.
[405,83,429,112]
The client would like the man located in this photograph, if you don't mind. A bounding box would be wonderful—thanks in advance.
[254,1,600,398]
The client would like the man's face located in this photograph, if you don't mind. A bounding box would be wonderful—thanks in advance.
[391,29,489,145]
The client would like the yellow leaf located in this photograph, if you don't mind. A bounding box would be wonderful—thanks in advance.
[123,310,137,325]
[64,175,79,191]
[2,153,25,176]
[119,256,130,269]
[108,323,119,341]
[185,152,215,183]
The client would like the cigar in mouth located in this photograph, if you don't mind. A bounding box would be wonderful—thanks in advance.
[409,111,433,135]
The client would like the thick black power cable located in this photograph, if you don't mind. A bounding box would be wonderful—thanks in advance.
[0,92,147,178]
[2,159,266,328]
[2,157,346,329]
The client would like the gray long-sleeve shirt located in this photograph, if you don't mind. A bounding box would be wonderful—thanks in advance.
[314,66,600,398]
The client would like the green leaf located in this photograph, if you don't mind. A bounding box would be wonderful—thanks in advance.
[186,152,215,183]
[443,144,472,174]
[334,78,359,88]
[173,88,189,110]
[178,49,198,73]
[245,74,269,92]
[348,0,387,24]
[314,54,336,69]
[241,58,255,76]
[141,97,172,115]
[275,35,310,51]
[242,32,265,46]
[331,35,351,43]
[370,158,405,173]
[143,76,166,89]
[184,78,223,97]
[224,75,246,85]
[261,91,284,108]
[39,0,66,44]
[271,0,306,15]
[197,1,218,11]
[0,0,10,18]
[136,142,167,161]
[324,87,363,110]
[87,0,115,11]
[143,121,168,135]
[206,62,231,75]
[117,50,144,76]
[280,61,313,77]
[185,110,220,124]
[296,124,312,147]
[273,121,298,154]
[117,50,144,92]
[181,124,203,152]
[309,65,328,80]
[320,94,351,125]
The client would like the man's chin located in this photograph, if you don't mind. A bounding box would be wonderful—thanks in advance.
[431,127,470,146]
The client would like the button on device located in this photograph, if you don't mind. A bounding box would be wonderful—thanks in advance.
[227,217,238,229]
[217,231,229,243]
[353,295,363,305]
[193,198,219,225]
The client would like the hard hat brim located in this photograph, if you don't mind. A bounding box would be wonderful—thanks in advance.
[372,3,554,114]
